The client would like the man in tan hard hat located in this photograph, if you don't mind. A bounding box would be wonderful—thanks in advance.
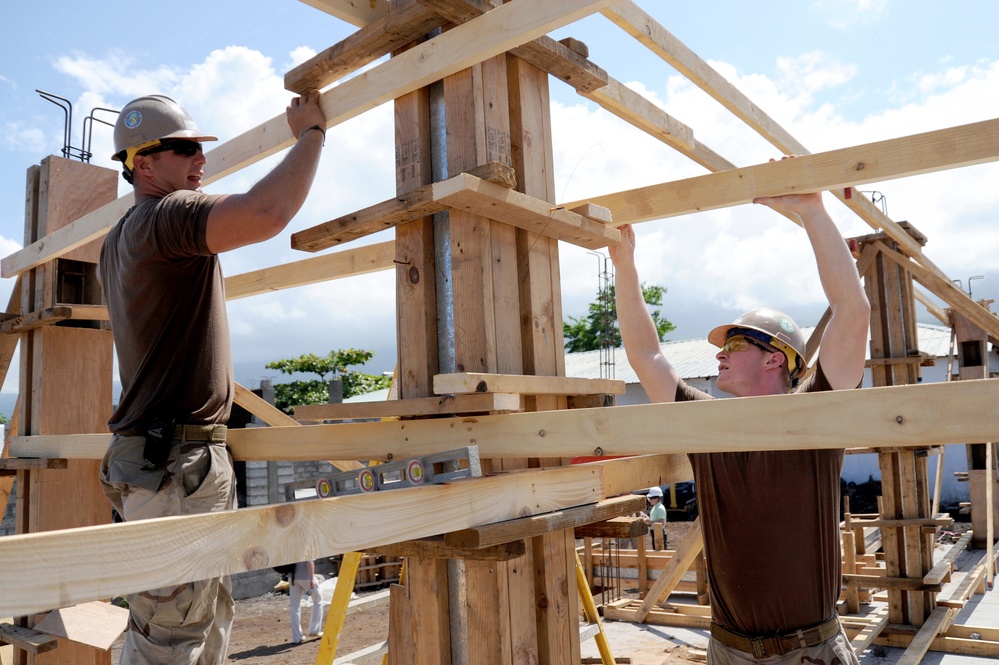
[610,168,870,664]
[98,92,326,664]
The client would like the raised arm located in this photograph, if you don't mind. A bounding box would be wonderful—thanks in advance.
[609,225,680,402]
[205,92,327,254]
[754,183,870,390]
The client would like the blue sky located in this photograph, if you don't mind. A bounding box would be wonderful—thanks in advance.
[2,0,998,402]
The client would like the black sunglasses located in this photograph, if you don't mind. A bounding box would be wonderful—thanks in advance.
[138,139,203,158]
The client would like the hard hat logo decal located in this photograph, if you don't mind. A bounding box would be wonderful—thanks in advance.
[124,111,142,129]
[779,318,795,333]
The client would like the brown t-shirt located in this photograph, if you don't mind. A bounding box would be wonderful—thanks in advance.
[678,365,843,636]
[100,190,233,434]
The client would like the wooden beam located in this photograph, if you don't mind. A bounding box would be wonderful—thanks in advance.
[0,458,67,473]
[445,493,645,548]
[232,382,363,472]
[296,0,388,27]
[2,0,614,278]
[848,607,889,656]
[291,162,517,251]
[33,601,128,651]
[570,118,999,225]
[433,371,625,396]
[574,516,647,539]
[0,275,22,387]
[0,622,59,654]
[11,379,999,461]
[923,531,973,586]
[0,457,662,618]
[915,287,949,325]
[233,382,299,427]
[432,172,620,249]
[223,240,395,300]
[841,574,942,591]
[0,304,108,334]
[874,240,999,340]
[600,1,955,284]
[285,1,446,93]
[601,1,797,161]
[292,170,619,252]
[368,535,526,561]
[583,78,696,155]
[293,393,524,422]
[895,606,959,665]
[634,519,703,622]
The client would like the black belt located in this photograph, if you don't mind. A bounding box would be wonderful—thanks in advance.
[173,424,227,443]
[710,617,842,658]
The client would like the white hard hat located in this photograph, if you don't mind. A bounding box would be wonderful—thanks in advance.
[647,486,663,498]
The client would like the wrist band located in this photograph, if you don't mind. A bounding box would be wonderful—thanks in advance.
[299,125,325,146]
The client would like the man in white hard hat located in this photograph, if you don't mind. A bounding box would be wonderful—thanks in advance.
[610,168,870,664]
[98,92,327,664]
[642,486,668,549]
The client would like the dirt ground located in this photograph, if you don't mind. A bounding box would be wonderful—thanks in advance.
[108,521,694,664]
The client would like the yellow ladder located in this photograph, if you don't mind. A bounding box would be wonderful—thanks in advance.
[576,549,617,665]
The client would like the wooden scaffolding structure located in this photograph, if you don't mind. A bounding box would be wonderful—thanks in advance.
[2,1,999,662]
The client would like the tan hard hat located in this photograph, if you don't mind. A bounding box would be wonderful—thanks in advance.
[708,307,807,378]
[112,95,217,167]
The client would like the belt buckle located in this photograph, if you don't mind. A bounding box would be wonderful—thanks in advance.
[750,636,784,658]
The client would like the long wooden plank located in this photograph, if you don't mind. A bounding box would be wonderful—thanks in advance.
[291,162,516,251]
[0,304,108,334]
[874,241,999,340]
[285,1,446,93]
[0,623,58,654]
[433,371,624,396]
[0,457,646,618]
[223,240,395,300]
[12,378,999,461]
[445,494,645,548]
[293,170,619,252]
[634,519,703,622]
[296,0,388,27]
[293,392,523,421]
[432,172,621,249]
[368,536,526,561]
[849,607,889,656]
[232,382,363,472]
[896,606,958,665]
[584,78,696,156]
[601,1,952,280]
[33,601,128,651]
[572,118,999,225]
[924,531,973,586]
[2,0,614,278]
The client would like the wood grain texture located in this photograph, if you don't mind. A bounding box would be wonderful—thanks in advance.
[12,379,999,461]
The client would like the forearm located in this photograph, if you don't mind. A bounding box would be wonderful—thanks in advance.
[616,261,663,358]
[799,203,867,315]
[245,129,323,223]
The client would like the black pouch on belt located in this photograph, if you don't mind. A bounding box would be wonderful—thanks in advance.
[142,416,176,470]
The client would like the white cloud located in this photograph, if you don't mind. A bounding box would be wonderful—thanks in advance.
[811,0,890,29]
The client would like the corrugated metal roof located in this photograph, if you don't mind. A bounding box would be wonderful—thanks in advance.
[566,322,956,382]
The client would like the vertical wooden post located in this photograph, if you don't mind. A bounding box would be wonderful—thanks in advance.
[15,156,115,665]
[391,20,452,663]
[387,11,581,662]
[858,228,933,627]
[949,304,999,550]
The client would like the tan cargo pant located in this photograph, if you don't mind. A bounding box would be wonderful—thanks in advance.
[707,627,859,665]
[100,433,236,665]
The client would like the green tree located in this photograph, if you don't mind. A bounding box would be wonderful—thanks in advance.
[563,283,674,353]
[265,348,391,414]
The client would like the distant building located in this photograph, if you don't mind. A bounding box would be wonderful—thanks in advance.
[565,323,999,508]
